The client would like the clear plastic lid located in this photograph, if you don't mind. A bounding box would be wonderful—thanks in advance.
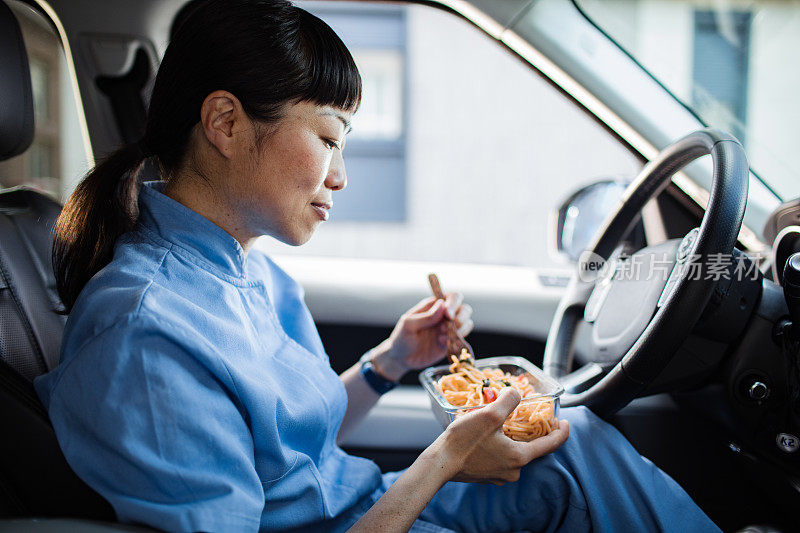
[419,356,565,413]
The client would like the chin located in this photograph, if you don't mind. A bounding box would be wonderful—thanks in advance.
[276,230,314,247]
[267,218,319,247]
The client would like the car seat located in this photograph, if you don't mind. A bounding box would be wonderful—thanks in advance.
[0,0,114,520]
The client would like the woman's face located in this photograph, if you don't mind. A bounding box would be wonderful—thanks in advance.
[228,100,351,247]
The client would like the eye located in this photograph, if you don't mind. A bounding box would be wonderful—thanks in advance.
[322,138,341,150]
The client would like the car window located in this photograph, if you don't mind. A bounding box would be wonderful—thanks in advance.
[0,1,91,202]
[256,2,643,270]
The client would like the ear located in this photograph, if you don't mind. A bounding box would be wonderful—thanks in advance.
[199,90,244,159]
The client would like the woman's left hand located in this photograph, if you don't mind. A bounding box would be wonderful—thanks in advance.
[370,293,473,382]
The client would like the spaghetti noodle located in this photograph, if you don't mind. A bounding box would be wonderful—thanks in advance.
[435,350,558,441]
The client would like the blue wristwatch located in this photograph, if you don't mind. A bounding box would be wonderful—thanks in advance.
[359,354,398,395]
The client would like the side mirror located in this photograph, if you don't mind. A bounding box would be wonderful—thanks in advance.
[551,180,630,262]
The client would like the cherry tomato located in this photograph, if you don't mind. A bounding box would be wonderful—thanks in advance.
[482,387,497,403]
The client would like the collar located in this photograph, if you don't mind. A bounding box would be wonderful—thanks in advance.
[137,181,248,279]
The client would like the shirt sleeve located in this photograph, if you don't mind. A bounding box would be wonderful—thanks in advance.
[44,313,264,532]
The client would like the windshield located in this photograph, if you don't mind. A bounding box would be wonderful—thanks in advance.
[576,0,800,201]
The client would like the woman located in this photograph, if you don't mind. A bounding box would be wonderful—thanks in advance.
[35,1,720,531]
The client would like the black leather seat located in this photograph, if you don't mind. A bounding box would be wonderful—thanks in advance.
[0,0,114,520]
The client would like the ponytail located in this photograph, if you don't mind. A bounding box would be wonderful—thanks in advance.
[53,142,147,313]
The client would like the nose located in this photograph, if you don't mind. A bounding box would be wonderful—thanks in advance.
[325,148,347,191]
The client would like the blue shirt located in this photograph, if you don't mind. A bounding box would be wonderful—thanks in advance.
[34,182,383,532]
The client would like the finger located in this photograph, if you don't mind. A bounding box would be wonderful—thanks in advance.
[403,299,447,330]
[454,303,473,325]
[518,419,570,462]
[485,387,521,423]
[444,292,464,319]
[438,333,448,347]
[457,318,474,338]
[407,296,438,314]
[452,303,471,330]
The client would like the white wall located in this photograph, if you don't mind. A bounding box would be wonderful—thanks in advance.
[747,3,800,197]
[259,5,642,268]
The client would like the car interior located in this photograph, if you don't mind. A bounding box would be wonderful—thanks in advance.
[1,0,799,531]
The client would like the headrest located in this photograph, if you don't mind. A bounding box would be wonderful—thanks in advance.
[0,1,34,161]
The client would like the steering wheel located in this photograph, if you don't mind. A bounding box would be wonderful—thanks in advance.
[543,129,749,417]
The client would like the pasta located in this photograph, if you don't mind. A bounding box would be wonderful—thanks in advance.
[435,350,558,442]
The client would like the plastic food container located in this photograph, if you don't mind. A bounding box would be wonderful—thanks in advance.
[419,356,565,439]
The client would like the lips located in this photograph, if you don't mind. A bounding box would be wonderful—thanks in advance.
[310,201,332,221]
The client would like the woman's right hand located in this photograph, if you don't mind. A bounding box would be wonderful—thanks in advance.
[435,388,570,485]
[349,388,569,532]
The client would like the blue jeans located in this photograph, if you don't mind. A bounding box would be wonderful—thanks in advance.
[379,406,720,532]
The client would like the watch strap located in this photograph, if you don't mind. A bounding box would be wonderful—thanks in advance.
[359,355,398,395]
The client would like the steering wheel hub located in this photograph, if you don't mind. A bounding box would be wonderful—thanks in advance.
[589,240,679,364]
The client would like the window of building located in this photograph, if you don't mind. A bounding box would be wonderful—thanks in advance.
[304,4,407,222]
[692,11,751,144]
[350,49,403,141]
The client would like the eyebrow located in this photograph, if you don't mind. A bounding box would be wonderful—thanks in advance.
[319,110,352,134]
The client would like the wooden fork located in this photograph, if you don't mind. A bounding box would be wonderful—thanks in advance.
[428,273,476,365]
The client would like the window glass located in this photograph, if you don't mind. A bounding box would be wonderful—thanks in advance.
[29,57,49,121]
[258,2,642,269]
[29,141,52,180]
[0,1,91,201]
[576,0,800,200]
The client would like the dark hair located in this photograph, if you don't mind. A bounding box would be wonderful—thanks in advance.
[53,0,361,313]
